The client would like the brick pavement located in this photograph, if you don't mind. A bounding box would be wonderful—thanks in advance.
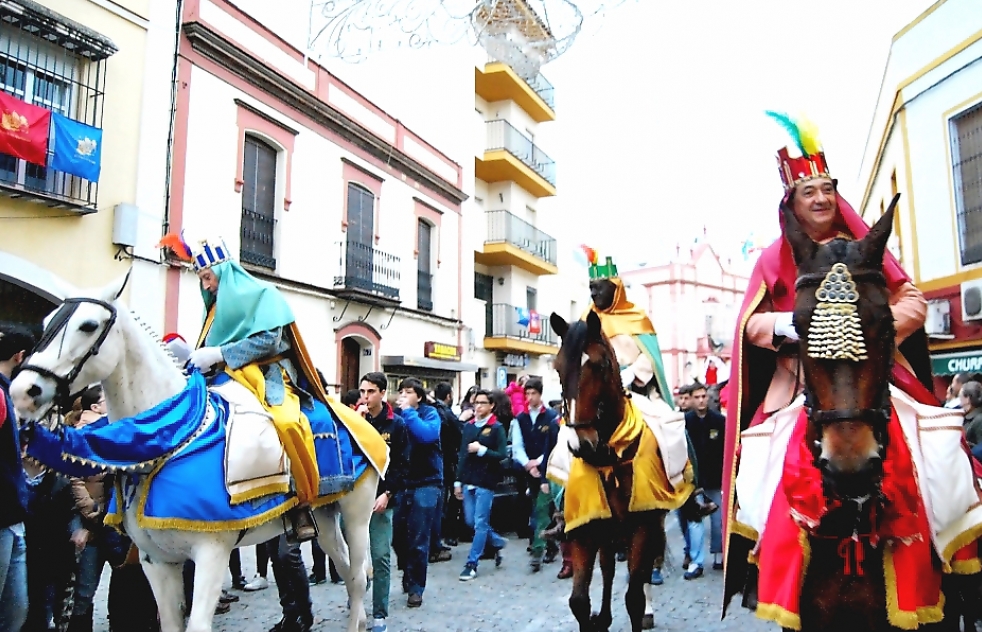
[90,513,772,631]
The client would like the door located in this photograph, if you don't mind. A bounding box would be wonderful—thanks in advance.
[340,337,361,393]
[475,272,494,337]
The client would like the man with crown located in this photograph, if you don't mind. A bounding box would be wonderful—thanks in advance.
[159,234,387,543]
[721,113,982,629]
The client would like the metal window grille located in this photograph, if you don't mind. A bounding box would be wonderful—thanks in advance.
[953,103,982,265]
[0,12,110,211]
[240,135,277,268]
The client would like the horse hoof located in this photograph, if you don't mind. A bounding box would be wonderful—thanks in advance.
[589,613,611,632]
[641,613,654,629]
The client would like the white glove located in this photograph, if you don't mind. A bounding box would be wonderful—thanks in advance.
[773,312,799,342]
[620,367,636,388]
[188,346,224,372]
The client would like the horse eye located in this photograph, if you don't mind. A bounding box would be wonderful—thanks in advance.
[79,320,99,334]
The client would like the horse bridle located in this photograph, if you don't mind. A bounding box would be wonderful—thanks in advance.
[794,268,892,431]
[18,297,118,407]
[562,350,617,431]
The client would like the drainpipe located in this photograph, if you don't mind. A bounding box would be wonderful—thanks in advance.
[161,0,185,236]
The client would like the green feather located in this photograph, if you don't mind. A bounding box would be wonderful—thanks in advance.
[765,110,806,156]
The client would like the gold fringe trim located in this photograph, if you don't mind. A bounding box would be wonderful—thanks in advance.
[950,557,982,575]
[755,603,801,630]
[135,497,298,533]
[731,520,759,543]
[228,482,291,505]
[941,522,982,565]
[883,545,945,630]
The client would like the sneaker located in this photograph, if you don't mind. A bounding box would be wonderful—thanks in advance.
[429,549,452,563]
[243,575,269,591]
[407,593,423,608]
[459,564,478,581]
[713,560,724,571]
[231,575,247,590]
[494,549,504,568]
[371,618,388,632]
[219,589,239,603]
[530,553,543,572]
[308,572,326,585]
[683,564,704,580]
[650,568,664,585]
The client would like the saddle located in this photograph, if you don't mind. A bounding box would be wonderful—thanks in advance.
[210,379,291,504]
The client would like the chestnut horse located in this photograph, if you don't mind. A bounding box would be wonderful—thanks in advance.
[776,197,960,631]
[550,311,666,632]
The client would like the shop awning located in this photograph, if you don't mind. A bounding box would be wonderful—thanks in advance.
[931,350,982,376]
[381,355,479,373]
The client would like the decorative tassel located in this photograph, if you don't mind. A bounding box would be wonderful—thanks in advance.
[807,263,868,362]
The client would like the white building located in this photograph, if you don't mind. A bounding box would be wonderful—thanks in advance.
[856,0,982,400]
[168,0,473,395]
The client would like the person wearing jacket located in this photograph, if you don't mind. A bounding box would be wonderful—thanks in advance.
[431,382,462,555]
[455,389,508,581]
[510,378,560,571]
[504,374,529,417]
[391,378,442,609]
[357,372,410,632]
[0,324,35,632]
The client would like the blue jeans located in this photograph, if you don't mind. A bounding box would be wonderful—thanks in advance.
[705,488,723,554]
[685,517,706,569]
[0,523,28,632]
[462,486,505,567]
[676,509,689,556]
[395,486,441,596]
[75,538,107,617]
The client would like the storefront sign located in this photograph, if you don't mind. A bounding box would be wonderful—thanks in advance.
[423,341,461,362]
[931,350,982,376]
[503,353,529,368]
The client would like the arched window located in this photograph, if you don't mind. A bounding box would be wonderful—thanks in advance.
[240,135,277,268]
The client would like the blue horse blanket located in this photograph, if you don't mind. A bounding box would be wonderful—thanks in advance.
[26,371,370,532]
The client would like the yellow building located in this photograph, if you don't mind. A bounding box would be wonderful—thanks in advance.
[0,0,170,333]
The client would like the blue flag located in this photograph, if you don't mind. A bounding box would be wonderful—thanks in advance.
[50,113,102,182]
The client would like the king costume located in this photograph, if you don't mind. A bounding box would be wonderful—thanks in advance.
[721,113,982,630]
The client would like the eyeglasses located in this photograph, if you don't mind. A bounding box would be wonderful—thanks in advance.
[474,400,491,405]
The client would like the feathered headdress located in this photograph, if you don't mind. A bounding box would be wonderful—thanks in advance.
[765,111,831,191]
[580,244,618,280]
[157,231,232,272]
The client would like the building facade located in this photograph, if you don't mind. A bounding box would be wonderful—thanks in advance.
[0,0,176,334]
[168,0,472,396]
[857,0,982,399]
[620,243,748,390]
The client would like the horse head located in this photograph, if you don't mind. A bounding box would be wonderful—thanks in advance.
[783,196,898,502]
[10,271,133,422]
[550,311,626,460]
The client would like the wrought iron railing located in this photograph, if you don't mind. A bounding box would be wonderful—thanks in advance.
[335,240,401,301]
[485,120,556,186]
[487,303,557,346]
[417,272,433,311]
[485,210,556,265]
[240,208,276,269]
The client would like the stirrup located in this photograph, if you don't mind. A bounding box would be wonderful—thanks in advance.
[284,507,318,544]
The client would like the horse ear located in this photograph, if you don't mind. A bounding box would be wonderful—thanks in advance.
[586,310,602,338]
[48,275,80,301]
[98,267,133,303]
[862,193,897,269]
[550,312,568,339]
[781,203,819,266]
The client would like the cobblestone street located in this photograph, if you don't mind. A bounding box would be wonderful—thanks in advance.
[90,513,771,631]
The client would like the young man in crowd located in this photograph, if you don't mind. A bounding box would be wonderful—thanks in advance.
[685,383,726,571]
[431,382,462,554]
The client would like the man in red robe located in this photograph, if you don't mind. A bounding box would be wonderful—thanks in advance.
[721,115,982,629]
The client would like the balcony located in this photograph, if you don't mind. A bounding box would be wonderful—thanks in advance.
[417,272,433,311]
[333,240,401,304]
[475,61,555,123]
[476,120,556,198]
[484,303,558,355]
[475,210,558,275]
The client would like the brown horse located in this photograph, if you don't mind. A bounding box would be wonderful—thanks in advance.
[549,311,666,632]
[780,196,958,631]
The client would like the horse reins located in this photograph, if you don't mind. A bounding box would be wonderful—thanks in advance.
[19,297,119,408]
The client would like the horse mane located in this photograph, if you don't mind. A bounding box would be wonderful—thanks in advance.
[127,309,186,371]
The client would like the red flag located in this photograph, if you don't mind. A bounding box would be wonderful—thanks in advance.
[0,92,50,165]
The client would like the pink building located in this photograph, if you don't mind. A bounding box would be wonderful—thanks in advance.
[620,243,750,390]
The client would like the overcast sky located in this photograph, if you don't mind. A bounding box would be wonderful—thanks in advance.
[532,0,935,269]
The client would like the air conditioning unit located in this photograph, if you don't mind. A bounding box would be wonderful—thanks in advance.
[925,299,952,337]
[962,280,982,322]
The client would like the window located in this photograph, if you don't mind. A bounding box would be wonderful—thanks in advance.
[0,10,112,211]
[952,104,982,265]
[240,135,277,269]
[344,183,376,288]
[526,286,537,312]
[475,272,494,338]
[417,219,433,311]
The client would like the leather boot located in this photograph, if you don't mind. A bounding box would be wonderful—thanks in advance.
[289,506,317,543]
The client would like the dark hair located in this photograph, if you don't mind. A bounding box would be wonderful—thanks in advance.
[689,381,707,394]
[677,384,692,396]
[472,389,494,405]
[524,378,544,395]
[80,385,103,412]
[315,368,329,389]
[548,399,563,409]
[490,389,513,422]
[955,373,973,387]
[962,381,982,409]
[341,388,361,408]
[361,372,387,393]
[461,385,478,405]
[397,377,427,400]
[434,382,453,403]
[0,324,35,363]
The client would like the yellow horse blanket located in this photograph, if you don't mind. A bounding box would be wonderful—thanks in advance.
[558,399,694,532]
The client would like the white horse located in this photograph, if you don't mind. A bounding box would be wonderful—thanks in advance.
[9,272,377,632]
